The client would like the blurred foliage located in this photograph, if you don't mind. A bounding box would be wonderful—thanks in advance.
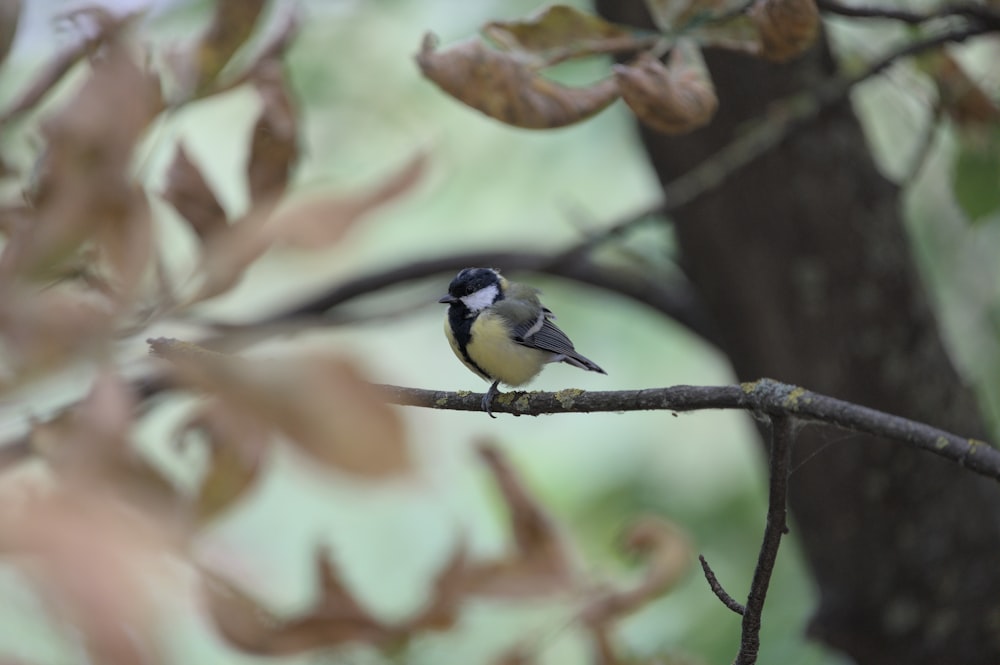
[0,0,996,664]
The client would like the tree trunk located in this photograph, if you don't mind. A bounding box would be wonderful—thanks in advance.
[595,2,1000,662]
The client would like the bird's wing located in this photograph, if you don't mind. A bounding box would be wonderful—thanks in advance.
[515,314,575,354]
[504,306,606,374]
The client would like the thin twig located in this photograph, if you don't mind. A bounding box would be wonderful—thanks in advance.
[734,415,793,665]
[378,379,1000,482]
[816,0,1000,28]
[698,555,745,615]
[555,23,994,256]
[210,24,994,357]
[212,247,721,349]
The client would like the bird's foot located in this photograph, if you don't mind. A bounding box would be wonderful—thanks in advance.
[482,380,501,418]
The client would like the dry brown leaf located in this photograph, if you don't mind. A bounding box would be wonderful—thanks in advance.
[13,35,161,282]
[921,50,1000,128]
[749,0,819,63]
[646,0,761,54]
[404,542,470,631]
[205,546,390,655]
[94,187,154,302]
[644,0,738,31]
[26,369,180,510]
[581,517,692,625]
[178,401,270,524]
[483,5,637,63]
[0,488,176,665]
[28,370,132,476]
[152,340,411,478]
[189,152,422,304]
[162,142,228,239]
[188,0,268,95]
[209,9,302,96]
[0,287,116,389]
[417,33,619,129]
[0,7,138,125]
[463,444,577,598]
[262,357,410,477]
[274,151,427,249]
[248,60,298,206]
[202,571,289,654]
[184,61,299,302]
[187,203,275,303]
[692,13,768,55]
[614,44,717,135]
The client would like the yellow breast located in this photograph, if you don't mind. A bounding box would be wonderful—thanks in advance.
[455,311,552,387]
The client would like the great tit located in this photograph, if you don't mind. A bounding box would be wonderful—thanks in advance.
[438,267,606,417]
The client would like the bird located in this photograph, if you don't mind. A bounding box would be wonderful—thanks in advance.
[438,267,606,417]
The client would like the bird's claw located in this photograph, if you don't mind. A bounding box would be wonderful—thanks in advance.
[482,380,500,418]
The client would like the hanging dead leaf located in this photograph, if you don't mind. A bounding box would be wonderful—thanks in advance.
[273,151,427,249]
[405,542,470,631]
[416,33,619,129]
[25,368,180,510]
[210,9,302,96]
[183,0,268,95]
[186,203,275,303]
[28,369,133,471]
[162,142,228,239]
[94,187,154,302]
[644,0,739,31]
[581,516,692,624]
[646,0,760,54]
[184,59,299,302]
[248,60,298,206]
[749,0,819,63]
[203,571,289,654]
[0,287,116,390]
[688,11,761,55]
[614,43,717,135]
[13,36,161,282]
[188,152,422,304]
[150,339,412,478]
[265,357,411,476]
[483,5,640,64]
[0,8,138,125]
[178,401,270,524]
[462,444,577,598]
[204,547,391,655]
[0,487,177,665]
[920,50,1000,128]
[283,547,389,644]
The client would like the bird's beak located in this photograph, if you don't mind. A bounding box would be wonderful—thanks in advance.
[438,294,457,304]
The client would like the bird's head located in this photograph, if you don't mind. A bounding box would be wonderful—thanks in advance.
[437,267,506,312]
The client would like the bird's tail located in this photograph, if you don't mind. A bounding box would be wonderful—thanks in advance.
[559,351,606,375]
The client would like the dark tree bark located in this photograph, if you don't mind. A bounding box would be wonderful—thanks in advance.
[595,3,1000,663]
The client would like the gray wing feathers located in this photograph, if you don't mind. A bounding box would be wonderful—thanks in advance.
[515,317,606,374]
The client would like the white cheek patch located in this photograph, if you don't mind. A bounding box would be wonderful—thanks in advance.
[460,284,499,312]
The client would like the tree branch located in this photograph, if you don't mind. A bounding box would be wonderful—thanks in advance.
[735,415,793,665]
[567,22,994,250]
[698,554,745,615]
[816,0,1000,28]
[379,379,1000,482]
[220,248,722,349]
[208,22,995,364]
